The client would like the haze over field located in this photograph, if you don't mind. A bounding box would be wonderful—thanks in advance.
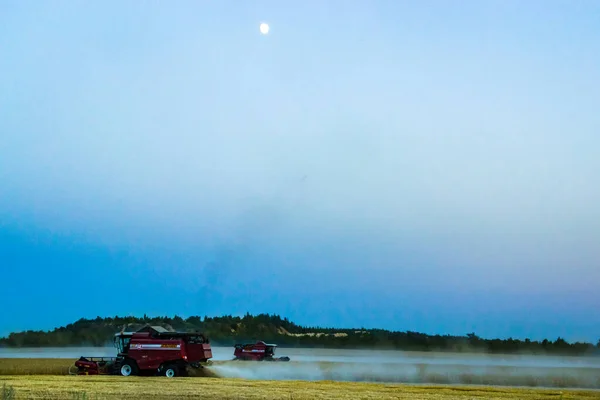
[1,1,599,342]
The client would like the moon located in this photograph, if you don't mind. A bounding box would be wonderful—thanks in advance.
[259,23,269,35]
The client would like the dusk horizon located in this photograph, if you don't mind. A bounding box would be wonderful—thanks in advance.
[2,0,599,346]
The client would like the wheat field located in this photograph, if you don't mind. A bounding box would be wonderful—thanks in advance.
[0,359,74,376]
[1,375,599,400]
[1,358,599,399]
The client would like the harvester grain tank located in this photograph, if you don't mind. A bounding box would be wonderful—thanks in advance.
[73,325,212,377]
[233,340,290,361]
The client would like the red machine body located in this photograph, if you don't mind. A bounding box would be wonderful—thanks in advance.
[73,325,212,377]
[233,341,290,362]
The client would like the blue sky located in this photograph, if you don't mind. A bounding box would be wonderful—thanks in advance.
[1,0,599,343]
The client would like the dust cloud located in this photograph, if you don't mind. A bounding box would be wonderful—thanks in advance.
[207,360,600,389]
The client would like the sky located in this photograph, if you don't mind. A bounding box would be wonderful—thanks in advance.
[1,0,599,343]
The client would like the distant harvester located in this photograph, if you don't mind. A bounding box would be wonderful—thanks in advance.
[233,340,290,361]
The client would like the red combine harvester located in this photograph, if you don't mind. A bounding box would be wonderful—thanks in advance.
[72,325,212,377]
[233,341,290,361]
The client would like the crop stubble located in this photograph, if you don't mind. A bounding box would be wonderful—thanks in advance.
[0,359,599,399]
[1,376,599,400]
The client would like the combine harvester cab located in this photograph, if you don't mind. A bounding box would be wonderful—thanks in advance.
[73,325,212,377]
[233,341,290,362]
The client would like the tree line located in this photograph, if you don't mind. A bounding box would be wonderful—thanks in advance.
[1,313,598,356]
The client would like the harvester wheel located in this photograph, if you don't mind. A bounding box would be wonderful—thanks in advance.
[163,365,178,378]
[120,359,138,377]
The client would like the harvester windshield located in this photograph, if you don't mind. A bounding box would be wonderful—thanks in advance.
[266,345,276,357]
[114,334,131,354]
